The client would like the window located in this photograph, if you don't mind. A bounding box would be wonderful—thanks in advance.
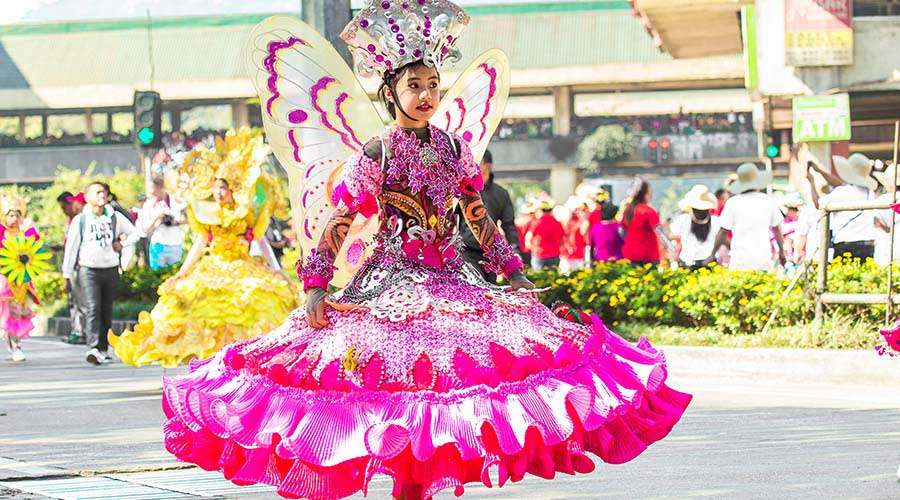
[23,116,42,140]
[111,112,133,136]
[854,0,900,16]
[180,104,232,134]
[0,116,18,137]
[46,113,87,139]
[91,113,109,134]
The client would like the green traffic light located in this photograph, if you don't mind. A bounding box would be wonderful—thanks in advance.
[765,144,779,158]
[137,127,155,145]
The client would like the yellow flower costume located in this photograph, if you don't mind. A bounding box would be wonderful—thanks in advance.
[110,129,299,367]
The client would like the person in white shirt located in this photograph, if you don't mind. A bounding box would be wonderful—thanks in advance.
[137,176,186,270]
[809,153,879,261]
[669,185,720,269]
[872,162,900,266]
[707,163,785,271]
[62,182,140,365]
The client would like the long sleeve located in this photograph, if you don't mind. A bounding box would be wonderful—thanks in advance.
[498,188,519,250]
[115,212,141,246]
[456,141,523,279]
[297,151,382,292]
[61,216,82,280]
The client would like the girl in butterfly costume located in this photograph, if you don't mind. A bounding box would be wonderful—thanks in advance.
[162,2,691,498]
[110,129,299,368]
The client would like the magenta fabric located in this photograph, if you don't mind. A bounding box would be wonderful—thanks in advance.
[163,297,690,499]
[589,221,623,262]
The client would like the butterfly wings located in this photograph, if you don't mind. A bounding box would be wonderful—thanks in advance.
[247,15,382,287]
[432,49,510,163]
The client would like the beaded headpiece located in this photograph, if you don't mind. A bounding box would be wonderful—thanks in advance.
[341,0,470,77]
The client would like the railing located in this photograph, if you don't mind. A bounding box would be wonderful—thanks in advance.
[814,122,900,342]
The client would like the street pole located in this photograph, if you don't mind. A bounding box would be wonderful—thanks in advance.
[887,120,900,325]
[301,0,353,66]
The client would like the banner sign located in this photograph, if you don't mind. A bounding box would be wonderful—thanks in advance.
[785,0,853,67]
[792,93,851,142]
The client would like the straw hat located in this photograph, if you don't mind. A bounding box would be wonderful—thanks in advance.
[872,161,899,191]
[779,190,805,209]
[677,185,717,212]
[832,153,879,190]
[729,162,772,193]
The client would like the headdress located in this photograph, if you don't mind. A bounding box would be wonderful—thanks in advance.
[177,128,268,208]
[0,192,28,217]
[341,0,470,77]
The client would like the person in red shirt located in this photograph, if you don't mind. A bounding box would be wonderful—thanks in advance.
[561,203,588,272]
[620,177,661,265]
[530,201,565,269]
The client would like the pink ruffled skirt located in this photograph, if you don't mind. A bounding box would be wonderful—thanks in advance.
[162,264,690,499]
[0,278,34,340]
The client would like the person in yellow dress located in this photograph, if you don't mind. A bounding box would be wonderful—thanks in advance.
[110,129,299,367]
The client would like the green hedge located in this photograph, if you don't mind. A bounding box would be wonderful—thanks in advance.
[35,266,176,320]
[525,257,892,334]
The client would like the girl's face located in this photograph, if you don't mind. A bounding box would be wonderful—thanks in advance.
[213,179,233,205]
[391,64,440,125]
[5,210,21,229]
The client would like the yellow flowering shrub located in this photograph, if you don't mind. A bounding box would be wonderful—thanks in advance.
[526,257,889,335]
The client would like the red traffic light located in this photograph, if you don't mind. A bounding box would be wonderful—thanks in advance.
[648,139,659,149]
[660,137,671,150]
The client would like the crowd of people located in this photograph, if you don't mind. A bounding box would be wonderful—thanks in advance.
[508,150,900,276]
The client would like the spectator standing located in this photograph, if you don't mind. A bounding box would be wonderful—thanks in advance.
[561,201,588,272]
[58,191,86,344]
[455,150,519,283]
[709,163,785,270]
[62,182,140,365]
[589,196,623,262]
[711,188,730,216]
[620,177,661,265]
[778,191,805,270]
[529,200,564,269]
[873,163,900,266]
[137,176,187,270]
[809,154,879,260]
[670,185,720,269]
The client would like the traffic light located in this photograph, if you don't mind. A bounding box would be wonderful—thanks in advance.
[659,137,671,163]
[646,138,659,162]
[133,90,162,148]
[765,130,782,159]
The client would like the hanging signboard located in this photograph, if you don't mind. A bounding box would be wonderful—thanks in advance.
[792,94,851,142]
[785,0,853,67]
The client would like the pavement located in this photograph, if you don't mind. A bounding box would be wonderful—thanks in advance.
[0,337,898,499]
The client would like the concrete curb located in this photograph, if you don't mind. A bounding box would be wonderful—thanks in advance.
[662,345,900,385]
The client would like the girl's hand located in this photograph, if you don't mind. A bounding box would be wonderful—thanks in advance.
[508,271,535,292]
[306,287,330,329]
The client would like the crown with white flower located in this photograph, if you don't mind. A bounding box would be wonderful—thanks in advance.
[341,0,470,77]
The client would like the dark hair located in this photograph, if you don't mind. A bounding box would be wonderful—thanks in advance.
[689,208,712,241]
[482,149,493,164]
[85,181,107,193]
[621,177,651,226]
[378,60,438,119]
[57,191,73,203]
[214,178,230,188]
[150,176,165,188]
[600,201,618,221]
[714,188,727,199]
